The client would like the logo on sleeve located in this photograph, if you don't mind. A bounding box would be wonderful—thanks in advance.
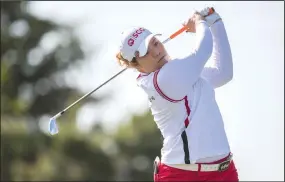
[148,96,155,102]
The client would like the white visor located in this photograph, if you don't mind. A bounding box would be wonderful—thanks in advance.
[119,26,161,62]
[137,33,161,57]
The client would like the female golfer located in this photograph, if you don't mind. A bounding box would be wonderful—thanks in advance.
[116,7,238,181]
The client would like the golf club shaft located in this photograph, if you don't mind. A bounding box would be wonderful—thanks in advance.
[52,68,127,119]
[51,27,186,120]
[51,8,215,120]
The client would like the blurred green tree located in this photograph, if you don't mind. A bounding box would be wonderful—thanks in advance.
[1,121,115,181]
[1,1,98,120]
[1,110,161,181]
[1,1,107,180]
[113,111,162,181]
[1,1,162,181]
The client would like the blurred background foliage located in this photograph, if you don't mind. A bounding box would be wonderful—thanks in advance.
[1,1,161,181]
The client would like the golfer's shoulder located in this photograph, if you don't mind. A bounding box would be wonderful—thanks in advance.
[136,64,174,90]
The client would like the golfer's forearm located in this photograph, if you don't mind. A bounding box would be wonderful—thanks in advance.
[193,20,214,61]
[211,20,233,81]
[201,20,233,88]
[155,22,213,100]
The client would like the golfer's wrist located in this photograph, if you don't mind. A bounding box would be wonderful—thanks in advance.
[195,20,207,25]
[195,20,208,28]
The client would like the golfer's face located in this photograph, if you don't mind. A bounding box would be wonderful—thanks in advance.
[136,37,168,73]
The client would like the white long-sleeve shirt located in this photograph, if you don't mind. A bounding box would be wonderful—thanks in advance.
[137,20,233,164]
[201,20,233,88]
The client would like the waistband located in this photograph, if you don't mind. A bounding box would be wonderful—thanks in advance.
[159,153,233,172]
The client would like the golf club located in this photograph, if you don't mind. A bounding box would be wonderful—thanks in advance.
[48,8,215,135]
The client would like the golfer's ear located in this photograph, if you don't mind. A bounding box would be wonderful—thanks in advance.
[135,51,140,58]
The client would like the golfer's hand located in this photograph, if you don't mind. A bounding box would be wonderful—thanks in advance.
[199,7,222,26]
[184,12,206,33]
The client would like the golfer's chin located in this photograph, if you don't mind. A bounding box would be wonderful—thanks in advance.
[140,59,168,73]
[156,58,168,69]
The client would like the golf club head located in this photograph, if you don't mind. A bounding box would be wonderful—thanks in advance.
[49,117,59,135]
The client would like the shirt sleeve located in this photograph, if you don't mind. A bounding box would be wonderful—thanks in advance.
[201,20,233,88]
[153,21,213,102]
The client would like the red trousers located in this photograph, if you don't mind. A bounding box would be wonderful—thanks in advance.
[154,154,239,181]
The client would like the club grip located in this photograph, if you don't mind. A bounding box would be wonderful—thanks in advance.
[169,7,215,39]
[169,26,188,39]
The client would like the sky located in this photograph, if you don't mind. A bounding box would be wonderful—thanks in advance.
[26,1,284,181]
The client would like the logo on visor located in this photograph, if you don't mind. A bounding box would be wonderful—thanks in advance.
[128,38,135,46]
[127,28,146,47]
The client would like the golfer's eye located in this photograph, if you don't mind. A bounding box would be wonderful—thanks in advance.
[154,42,158,46]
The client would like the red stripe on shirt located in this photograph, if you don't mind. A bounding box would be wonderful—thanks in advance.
[153,70,184,103]
[153,70,191,127]
[184,96,191,127]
